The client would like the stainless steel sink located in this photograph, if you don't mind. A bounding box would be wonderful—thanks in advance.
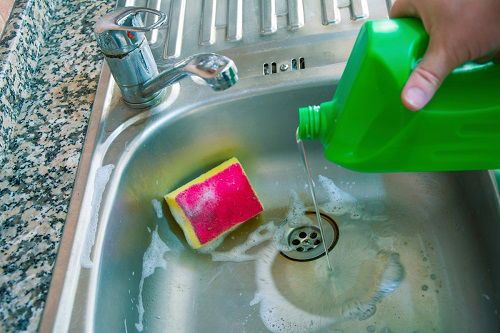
[40,0,500,332]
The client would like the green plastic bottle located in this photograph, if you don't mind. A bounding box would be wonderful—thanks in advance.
[298,18,500,172]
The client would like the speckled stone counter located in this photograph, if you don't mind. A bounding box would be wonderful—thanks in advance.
[0,0,114,331]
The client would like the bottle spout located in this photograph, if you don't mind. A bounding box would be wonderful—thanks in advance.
[298,105,321,140]
[299,103,331,141]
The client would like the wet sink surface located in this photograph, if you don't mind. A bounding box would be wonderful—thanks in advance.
[86,84,499,332]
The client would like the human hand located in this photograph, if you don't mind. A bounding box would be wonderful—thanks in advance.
[390,0,500,111]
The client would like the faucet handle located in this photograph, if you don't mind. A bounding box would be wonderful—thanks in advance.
[95,7,167,56]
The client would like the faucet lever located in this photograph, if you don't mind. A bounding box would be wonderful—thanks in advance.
[95,7,166,57]
[96,7,167,33]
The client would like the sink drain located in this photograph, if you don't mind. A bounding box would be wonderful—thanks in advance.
[280,211,339,262]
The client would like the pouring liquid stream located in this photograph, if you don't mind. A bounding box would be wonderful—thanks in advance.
[296,129,333,272]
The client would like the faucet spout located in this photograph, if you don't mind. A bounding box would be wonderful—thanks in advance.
[95,8,238,108]
[141,53,239,98]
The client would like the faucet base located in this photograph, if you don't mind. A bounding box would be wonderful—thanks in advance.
[123,89,167,109]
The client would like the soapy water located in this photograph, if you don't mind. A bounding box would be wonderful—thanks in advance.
[200,189,403,332]
[135,226,170,332]
[209,222,277,261]
[279,231,402,330]
[151,199,164,219]
[81,164,115,268]
[262,232,403,332]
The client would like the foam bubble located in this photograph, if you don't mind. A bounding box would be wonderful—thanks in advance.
[135,226,170,332]
[151,199,164,219]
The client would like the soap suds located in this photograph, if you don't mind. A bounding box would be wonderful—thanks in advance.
[210,222,276,262]
[284,191,309,227]
[318,175,361,218]
[135,226,170,332]
[151,199,164,219]
[273,191,311,252]
[81,164,115,268]
[250,292,263,306]
[185,183,218,218]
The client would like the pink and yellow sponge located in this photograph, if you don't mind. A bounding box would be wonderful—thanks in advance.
[165,158,264,249]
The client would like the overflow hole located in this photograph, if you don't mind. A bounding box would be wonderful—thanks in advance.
[263,63,270,75]
[299,57,305,69]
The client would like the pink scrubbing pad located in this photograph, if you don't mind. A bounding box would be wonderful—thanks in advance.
[165,158,264,249]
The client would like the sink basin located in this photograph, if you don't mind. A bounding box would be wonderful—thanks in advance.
[40,1,500,332]
[41,71,500,332]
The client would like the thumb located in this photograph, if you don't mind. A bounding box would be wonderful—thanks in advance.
[402,41,458,111]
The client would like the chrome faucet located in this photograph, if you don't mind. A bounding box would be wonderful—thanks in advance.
[95,7,238,108]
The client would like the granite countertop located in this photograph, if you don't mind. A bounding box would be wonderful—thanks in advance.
[0,0,114,331]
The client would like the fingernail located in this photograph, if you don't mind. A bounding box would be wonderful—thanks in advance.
[405,86,430,111]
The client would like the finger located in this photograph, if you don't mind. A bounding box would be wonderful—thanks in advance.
[390,0,418,18]
[402,41,459,111]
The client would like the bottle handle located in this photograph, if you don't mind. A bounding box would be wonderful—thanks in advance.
[374,19,500,110]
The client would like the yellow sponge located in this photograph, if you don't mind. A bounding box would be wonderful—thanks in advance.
[165,158,264,249]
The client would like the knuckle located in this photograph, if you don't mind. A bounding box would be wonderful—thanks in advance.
[414,65,442,87]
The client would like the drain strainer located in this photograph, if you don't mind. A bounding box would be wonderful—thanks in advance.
[280,211,339,262]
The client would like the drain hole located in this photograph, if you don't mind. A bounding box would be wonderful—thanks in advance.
[280,211,339,262]
[299,57,305,69]
[291,58,298,71]
[271,62,277,74]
